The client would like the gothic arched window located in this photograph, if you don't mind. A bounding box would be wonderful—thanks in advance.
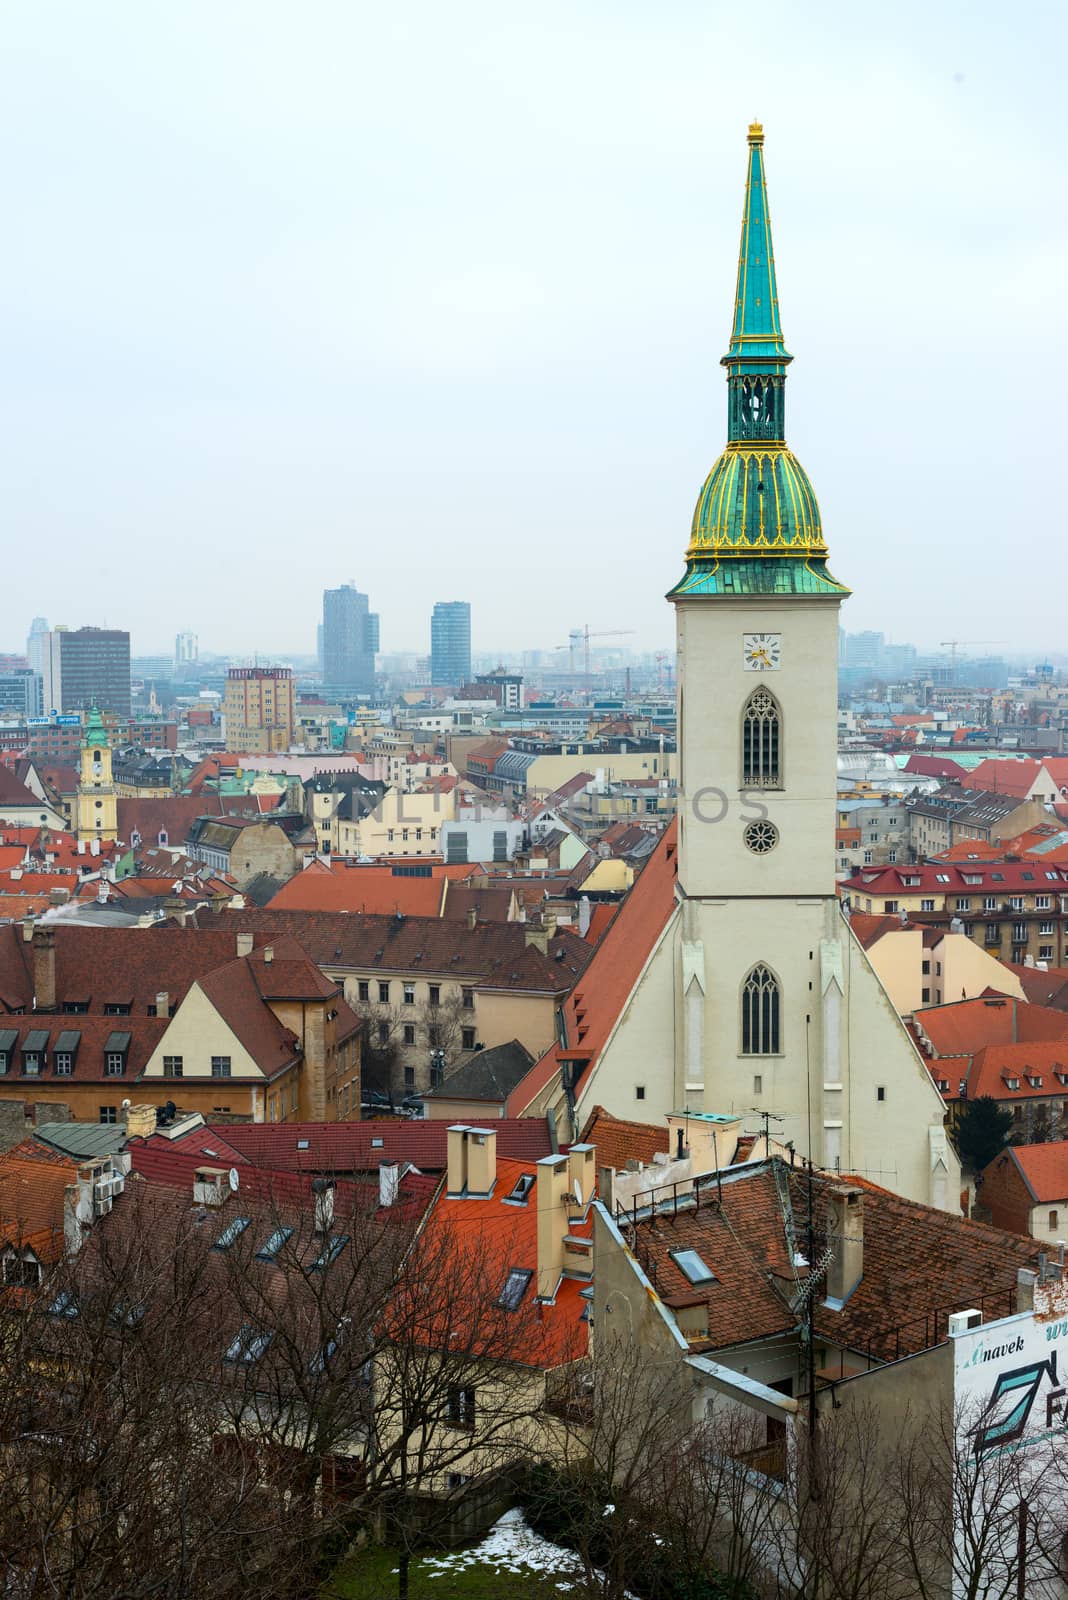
[741,963,781,1055]
[742,687,781,787]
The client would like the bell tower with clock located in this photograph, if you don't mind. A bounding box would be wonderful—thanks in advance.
[570,124,957,1209]
[668,120,849,905]
[666,123,859,1176]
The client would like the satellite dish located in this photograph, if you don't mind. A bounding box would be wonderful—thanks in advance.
[229,1168,240,1193]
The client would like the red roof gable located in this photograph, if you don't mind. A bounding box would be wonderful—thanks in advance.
[508,821,678,1113]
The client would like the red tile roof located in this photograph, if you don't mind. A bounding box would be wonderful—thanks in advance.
[0,923,274,1017]
[216,1117,559,1173]
[915,997,1068,1058]
[267,869,447,917]
[415,1153,589,1368]
[843,862,1068,894]
[0,1144,79,1263]
[579,1106,668,1170]
[941,1041,1068,1102]
[191,908,593,994]
[961,759,1048,798]
[629,1160,1037,1361]
[0,1015,169,1082]
[1004,1141,1068,1204]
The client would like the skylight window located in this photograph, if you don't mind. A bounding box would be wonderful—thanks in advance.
[506,1174,535,1204]
[256,1227,294,1262]
[310,1234,350,1272]
[670,1249,718,1286]
[224,1324,274,1365]
[200,1147,219,1158]
[212,1216,251,1251]
[497,1268,532,1311]
[371,1137,384,1148]
[297,1139,310,1150]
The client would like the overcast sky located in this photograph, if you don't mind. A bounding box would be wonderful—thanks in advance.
[2,1,1065,662]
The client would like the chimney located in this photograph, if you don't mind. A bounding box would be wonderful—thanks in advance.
[263,946,274,965]
[535,1153,569,1299]
[312,1177,336,1234]
[824,1185,864,1307]
[90,837,100,857]
[20,919,34,943]
[598,1165,615,1213]
[465,1127,497,1196]
[192,1167,229,1208]
[124,1103,157,1139]
[156,991,169,1018]
[467,906,478,930]
[379,1161,400,1208]
[1016,1268,1038,1313]
[447,1124,469,1196]
[566,1142,595,1212]
[32,927,56,1012]
[525,921,550,955]
[236,933,255,957]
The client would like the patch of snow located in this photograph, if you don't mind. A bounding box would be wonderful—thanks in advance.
[419,1508,583,1581]
[415,1510,636,1597]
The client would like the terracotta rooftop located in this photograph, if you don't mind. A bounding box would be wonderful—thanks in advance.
[417,1152,590,1369]
[579,1105,669,1171]
[0,1142,79,1264]
[627,1158,1038,1362]
[1003,1140,1068,1204]
[216,1117,559,1173]
[191,907,593,994]
[0,923,274,1017]
[915,996,1068,1058]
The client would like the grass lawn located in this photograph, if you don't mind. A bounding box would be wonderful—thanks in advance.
[322,1510,585,1600]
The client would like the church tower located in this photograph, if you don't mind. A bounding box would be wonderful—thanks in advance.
[662,126,952,1203]
[76,704,118,844]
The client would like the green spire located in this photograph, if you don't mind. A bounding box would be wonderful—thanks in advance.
[723,122,792,445]
[725,122,791,371]
[667,124,849,600]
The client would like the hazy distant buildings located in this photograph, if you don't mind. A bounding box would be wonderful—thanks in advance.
[42,627,131,718]
[175,631,198,665]
[0,661,41,719]
[323,583,379,695]
[430,601,471,687]
[223,666,295,753]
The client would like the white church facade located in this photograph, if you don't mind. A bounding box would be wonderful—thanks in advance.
[519,125,958,1212]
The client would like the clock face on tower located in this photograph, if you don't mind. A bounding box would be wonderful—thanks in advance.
[742,632,782,671]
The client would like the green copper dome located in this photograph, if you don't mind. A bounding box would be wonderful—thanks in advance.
[689,442,822,554]
[669,124,848,600]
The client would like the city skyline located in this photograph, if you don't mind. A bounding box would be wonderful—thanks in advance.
[0,2,1064,657]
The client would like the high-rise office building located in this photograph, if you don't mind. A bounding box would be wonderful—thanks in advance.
[175,631,198,665]
[42,627,131,718]
[26,617,48,679]
[322,583,379,695]
[430,601,472,687]
[223,667,295,753]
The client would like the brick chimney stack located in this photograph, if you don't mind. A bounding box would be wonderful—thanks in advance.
[32,927,56,1012]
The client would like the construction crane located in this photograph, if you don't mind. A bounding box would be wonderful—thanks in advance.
[939,640,1007,681]
[557,626,636,696]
